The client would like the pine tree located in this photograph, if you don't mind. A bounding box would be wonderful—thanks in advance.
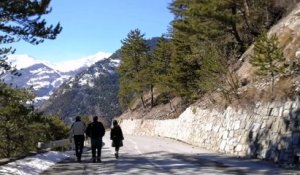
[44,116,70,141]
[250,31,286,94]
[151,36,175,107]
[166,0,285,101]
[0,82,69,158]
[169,0,284,60]
[118,29,150,108]
[0,0,62,73]
[196,44,226,93]
[169,21,201,100]
[0,83,35,157]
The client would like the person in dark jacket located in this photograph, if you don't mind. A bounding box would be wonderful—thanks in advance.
[86,116,105,163]
[71,116,86,162]
[110,120,124,159]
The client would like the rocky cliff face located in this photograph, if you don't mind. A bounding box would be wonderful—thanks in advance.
[237,4,300,81]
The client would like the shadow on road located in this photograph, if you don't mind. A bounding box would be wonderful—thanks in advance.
[41,147,288,175]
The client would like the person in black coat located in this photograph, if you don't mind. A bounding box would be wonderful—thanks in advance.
[110,120,124,159]
[86,116,105,163]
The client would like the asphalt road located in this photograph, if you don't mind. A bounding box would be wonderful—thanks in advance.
[41,135,296,175]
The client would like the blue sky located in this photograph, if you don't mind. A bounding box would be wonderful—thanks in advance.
[11,0,174,62]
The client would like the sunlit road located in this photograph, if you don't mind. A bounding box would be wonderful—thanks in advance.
[41,135,294,175]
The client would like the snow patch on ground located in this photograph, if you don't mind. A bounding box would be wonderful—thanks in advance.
[0,151,71,175]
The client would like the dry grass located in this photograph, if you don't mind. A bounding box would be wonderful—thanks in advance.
[271,76,296,101]
[231,76,296,108]
[206,75,298,112]
[278,28,293,49]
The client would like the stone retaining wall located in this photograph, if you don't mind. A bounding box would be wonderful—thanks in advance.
[120,100,300,164]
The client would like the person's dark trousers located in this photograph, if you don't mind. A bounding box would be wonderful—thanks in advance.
[91,138,102,162]
[74,135,84,161]
[115,146,120,152]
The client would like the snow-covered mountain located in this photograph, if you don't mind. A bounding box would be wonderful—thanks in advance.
[40,52,122,125]
[54,52,111,73]
[3,52,111,106]
[3,63,66,106]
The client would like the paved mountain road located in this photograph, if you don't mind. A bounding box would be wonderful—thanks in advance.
[41,135,296,175]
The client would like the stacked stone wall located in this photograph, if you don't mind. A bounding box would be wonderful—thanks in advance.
[120,100,300,164]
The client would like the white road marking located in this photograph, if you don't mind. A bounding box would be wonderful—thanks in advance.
[128,138,164,171]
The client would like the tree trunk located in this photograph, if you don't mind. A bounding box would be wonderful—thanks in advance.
[5,129,11,158]
[243,0,250,17]
[271,72,275,96]
[231,4,245,53]
[140,95,146,108]
[150,84,154,108]
[169,98,173,111]
[227,71,239,98]
[242,0,259,37]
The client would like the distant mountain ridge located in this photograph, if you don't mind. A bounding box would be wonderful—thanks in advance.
[3,62,69,106]
[40,56,122,125]
[3,52,111,106]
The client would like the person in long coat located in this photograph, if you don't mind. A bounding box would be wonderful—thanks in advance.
[110,120,124,159]
[86,116,105,163]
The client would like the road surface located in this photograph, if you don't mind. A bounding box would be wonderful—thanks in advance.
[41,135,296,175]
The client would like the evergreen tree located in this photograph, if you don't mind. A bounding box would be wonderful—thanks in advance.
[0,0,62,73]
[118,29,150,108]
[44,116,70,141]
[169,0,284,57]
[250,31,286,93]
[196,43,226,93]
[166,0,285,101]
[170,30,201,100]
[0,82,69,158]
[0,83,35,157]
[151,36,175,107]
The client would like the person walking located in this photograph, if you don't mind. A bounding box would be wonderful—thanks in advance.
[86,116,105,163]
[110,120,124,159]
[71,116,86,162]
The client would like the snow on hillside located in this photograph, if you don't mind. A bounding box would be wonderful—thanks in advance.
[7,52,111,72]
[53,52,111,72]
[4,52,111,107]
[7,54,49,69]
[40,57,122,124]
